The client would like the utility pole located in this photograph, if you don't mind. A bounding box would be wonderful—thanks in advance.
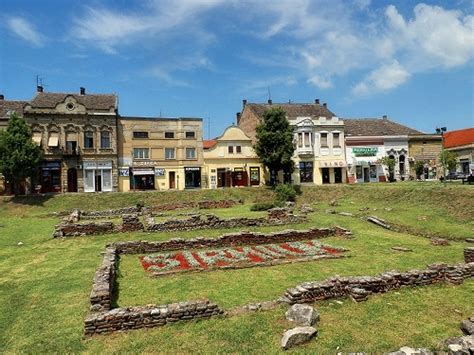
[436,127,447,186]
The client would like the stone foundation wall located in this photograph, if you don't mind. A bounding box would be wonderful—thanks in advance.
[53,221,115,237]
[89,247,117,312]
[464,247,474,264]
[112,226,349,254]
[84,300,223,336]
[282,262,474,304]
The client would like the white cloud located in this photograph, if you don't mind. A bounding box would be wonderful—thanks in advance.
[6,17,44,46]
[352,61,410,96]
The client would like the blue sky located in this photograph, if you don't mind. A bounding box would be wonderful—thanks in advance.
[1,0,473,138]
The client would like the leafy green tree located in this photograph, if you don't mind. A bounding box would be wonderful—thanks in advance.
[414,160,425,179]
[0,113,42,194]
[380,155,396,182]
[439,150,457,174]
[254,107,295,185]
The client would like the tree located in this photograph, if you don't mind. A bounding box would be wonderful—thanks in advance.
[0,113,42,194]
[439,150,457,175]
[414,160,425,179]
[380,156,396,182]
[254,107,295,185]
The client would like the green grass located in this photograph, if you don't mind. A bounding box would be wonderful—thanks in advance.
[0,183,473,353]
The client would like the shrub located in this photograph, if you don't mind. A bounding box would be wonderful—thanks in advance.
[274,183,297,203]
[250,202,275,211]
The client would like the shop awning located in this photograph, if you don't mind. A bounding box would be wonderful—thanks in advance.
[48,133,59,147]
[32,133,42,145]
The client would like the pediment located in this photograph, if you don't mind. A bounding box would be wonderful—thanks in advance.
[55,95,87,114]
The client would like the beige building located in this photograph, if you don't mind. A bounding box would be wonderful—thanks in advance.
[203,126,264,188]
[23,87,119,193]
[238,99,346,184]
[408,134,442,179]
[117,116,204,191]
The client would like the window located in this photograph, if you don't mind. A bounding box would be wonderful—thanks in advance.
[165,148,175,159]
[84,131,94,149]
[333,132,340,148]
[320,133,328,147]
[133,131,148,139]
[236,145,242,153]
[48,132,59,147]
[133,148,149,159]
[185,131,195,139]
[186,147,196,159]
[299,162,313,183]
[102,169,112,191]
[304,132,311,147]
[165,132,174,139]
[101,131,111,149]
[228,146,234,154]
[297,133,303,147]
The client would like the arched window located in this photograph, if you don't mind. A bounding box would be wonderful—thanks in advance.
[399,155,406,176]
[84,131,94,149]
[100,131,110,149]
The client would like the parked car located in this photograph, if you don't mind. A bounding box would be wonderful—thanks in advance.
[445,172,467,180]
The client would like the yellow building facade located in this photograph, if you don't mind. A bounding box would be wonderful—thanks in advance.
[203,126,264,188]
[117,117,204,191]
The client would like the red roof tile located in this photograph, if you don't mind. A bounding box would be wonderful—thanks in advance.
[203,139,217,149]
[444,127,474,148]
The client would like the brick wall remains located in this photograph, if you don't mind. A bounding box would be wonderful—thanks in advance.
[464,247,474,263]
[89,247,117,312]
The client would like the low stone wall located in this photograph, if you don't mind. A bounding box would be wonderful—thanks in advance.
[90,247,117,312]
[464,247,474,263]
[53,221,115,237]
[281,262,474,304]
[120,214,143,232]
[84,300,223,336]
[112,226,350,254]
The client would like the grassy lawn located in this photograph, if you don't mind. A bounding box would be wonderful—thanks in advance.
[0,182,473,353]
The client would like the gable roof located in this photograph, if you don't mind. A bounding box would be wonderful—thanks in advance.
[245,102,336,119]
[28,92,117,111]
[444,127,474,148]
[0,100,27,118]
[343,118,423,136]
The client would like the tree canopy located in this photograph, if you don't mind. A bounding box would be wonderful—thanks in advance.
[254,107,295,184]
[0,113,42,194]
[439,150,457,173]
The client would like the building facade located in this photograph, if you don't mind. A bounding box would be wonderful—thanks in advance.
[344,117,422,183]
[117,116,204,191]
[444,128,474,175]
[22,87,119,193]
[407,134,442,179]
[238,99,347,184]
[203,126,264,188]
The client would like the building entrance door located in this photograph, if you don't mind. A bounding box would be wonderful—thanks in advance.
[95,172,102,192]
[322,168,330,184]
[169,171,176,189]
[217,168,227,187]
[334,167,342,183]
[363,167,370,182]
[67,168,78,192]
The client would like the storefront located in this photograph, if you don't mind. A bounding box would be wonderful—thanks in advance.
[299,162,313,183]
[39,160,62,193]
[317,161,347,184]
[346,147,384,183]
[231,167,248,187]
[83,161,113,192]
[129,167,155,190]
[184,167,201,189]
[249,167,261,186]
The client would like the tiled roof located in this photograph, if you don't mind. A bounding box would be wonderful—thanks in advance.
[203,139,217,149]
[29,92,117,111]
[246,102,336,119]
[444,127,474,148]
[0,100,27,118]
[344,118,422,136]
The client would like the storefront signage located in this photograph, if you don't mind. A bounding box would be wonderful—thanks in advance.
[320,161,346,167]
[83,161,112,169]
[185,167,201,171]
[119,168,129,177]
[155,168,165,176]
[353,147,378,157]
[133,161,155,167]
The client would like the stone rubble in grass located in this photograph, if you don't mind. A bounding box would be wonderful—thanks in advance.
[285,304,320,326]
[461,317,474,335]
[366,216,391,229]
[280,326,317,350]
[464,248,474,263]
[391,246,413,252]
[444,335,474,354]
[299,204,314,214]
[431,237,450,246]
[329,199,339,207]
[388,346,433,355]
[339,212,354,217]
[465,238,474,243]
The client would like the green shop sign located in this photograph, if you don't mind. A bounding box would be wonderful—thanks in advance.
[353,147,378,156]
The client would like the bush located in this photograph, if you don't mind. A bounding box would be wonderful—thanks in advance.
[274,183,297,203]
[250,202,275,211]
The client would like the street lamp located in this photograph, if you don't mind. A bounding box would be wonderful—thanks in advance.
[436,127,447,186]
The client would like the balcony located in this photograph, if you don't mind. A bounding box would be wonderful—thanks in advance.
[296,146,314,157]
[63,146,81,156]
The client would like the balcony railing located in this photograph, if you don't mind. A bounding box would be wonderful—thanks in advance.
[296,146,314,156]
[63,146,81,156]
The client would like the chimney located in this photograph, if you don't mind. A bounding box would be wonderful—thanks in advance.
[236,112,241,124]
[80,87,86,95]
[37,85,43,93]
[315,99,320,104]
[242,99,247,108]
[323,102,327,108]
[382,115,387,119]
[0,94,4,100]
[268,99,272,105]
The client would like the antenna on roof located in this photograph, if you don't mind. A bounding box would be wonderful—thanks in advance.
[267,86,272,101]
[208,117,211,140]
[159,109,162,118]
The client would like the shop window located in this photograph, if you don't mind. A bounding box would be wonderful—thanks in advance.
[320,133,328,147]
[101,131,111,149]
[84,131,94,149]
[333,133,340,147]
[102,169,112,191]
[228,146,234,154]
[186,148,196,159]
[236,146,242,153]
[133,131,148,139]
[165,132,174,138]
[299,162,313,183]
[165,148,175,159]
[369,165,377,179]
[185,131,195,139]
[84,170,95,192]
[133,148,149,159]
[356,166,363,180]
[250,167,260,185]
